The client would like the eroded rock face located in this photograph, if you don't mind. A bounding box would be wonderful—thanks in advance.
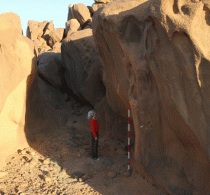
[61,29,105,106]
[93,0,210,194]
[0,12,37,168]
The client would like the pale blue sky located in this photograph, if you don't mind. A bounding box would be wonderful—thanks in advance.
[0,0,94,35]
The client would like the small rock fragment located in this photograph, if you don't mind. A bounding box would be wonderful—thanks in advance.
[17,149,22,154]
[43,158,50,165]
[107,171,117,178]
[21,150,26,155]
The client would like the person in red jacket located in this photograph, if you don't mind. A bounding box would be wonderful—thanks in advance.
[89,110,99,160]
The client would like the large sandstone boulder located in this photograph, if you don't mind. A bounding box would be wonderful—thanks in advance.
[48,28,64,47]
[0,12,37,168]
[38,52,64,89]
[93,0,210,194]
[42,20,54,43]
[27,20,48,40]
[67,3,92,26]
[61,29,105,106]
[65,19,81,37]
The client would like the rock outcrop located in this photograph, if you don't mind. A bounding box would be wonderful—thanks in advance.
[61,29,105,107]
[27,20,48,41]
[26,20,64,56]
[67,4,92,27]
[93,0,210,194]
[0,12,37,169]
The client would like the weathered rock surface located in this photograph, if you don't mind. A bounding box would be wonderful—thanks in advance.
[93,0,210,194]
[91,3,105,14]
[33,37,51,56]
[42,20,54,43]
[38,52,64,89]
[0,12,37,169]
[52,42,61,53]
[65,19,81,37]
[67,4,91,26]
[48,28,64,47]
[61,29,105,106]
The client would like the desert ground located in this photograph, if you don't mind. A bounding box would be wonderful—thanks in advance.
[0,95,167,195]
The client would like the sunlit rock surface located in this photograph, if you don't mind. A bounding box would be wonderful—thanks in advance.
[0,12,37,168]
[93,0,210,194]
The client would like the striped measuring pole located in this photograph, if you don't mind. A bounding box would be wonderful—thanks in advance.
[128,103,131,171]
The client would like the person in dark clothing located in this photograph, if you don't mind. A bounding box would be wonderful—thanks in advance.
[89,110,99,160]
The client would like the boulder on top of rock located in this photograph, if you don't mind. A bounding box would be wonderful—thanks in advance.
[38,52,64,90]
[42,20,54,42]
[27,20,48,40]
[65,19,81,37]
[93,0,210,194]
[67,4,74,21]
[67,3,91,26]
[0,12,37,169]
[91,3,105,14]
[48,28,64,47]
[61,29,105,106]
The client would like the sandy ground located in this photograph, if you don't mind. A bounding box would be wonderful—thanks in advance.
[0,97,168,195]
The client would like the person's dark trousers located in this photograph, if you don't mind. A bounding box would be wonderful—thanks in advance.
[91,132,99,159]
